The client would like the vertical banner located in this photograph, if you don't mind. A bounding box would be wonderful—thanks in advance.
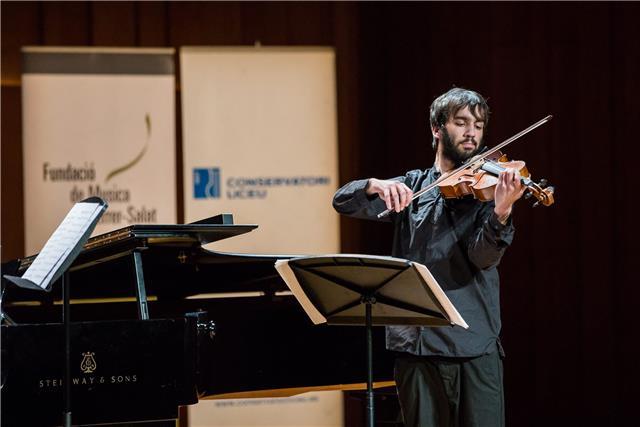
[22,47,176,255]
[180,47,340,254]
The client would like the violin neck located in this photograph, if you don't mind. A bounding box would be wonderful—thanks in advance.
[479,161,533,187]
[479,161,504,176]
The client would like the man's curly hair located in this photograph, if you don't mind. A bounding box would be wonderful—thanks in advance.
[429,88,490,149]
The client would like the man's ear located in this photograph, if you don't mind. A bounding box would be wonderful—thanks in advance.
[431,125,440,140]
[430,126,441,150]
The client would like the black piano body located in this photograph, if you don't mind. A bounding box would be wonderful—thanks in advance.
[1,318,197,426]
[1,216,397,426]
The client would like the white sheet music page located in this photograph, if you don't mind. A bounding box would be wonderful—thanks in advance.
[413,263,469,329]
[21,201,103,290]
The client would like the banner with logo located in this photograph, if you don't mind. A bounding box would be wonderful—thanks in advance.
[189,392,343,427]
[180,47,339,254]
[22,47,176,255]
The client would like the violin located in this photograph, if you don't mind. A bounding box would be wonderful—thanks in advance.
[377,115,556,218]
[438,151,554,207]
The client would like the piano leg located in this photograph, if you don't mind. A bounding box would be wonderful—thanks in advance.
[132,249,150,320]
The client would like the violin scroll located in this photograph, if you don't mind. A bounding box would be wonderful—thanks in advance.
[527,178,554,208]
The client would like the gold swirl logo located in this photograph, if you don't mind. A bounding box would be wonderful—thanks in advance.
[105,113,151,182]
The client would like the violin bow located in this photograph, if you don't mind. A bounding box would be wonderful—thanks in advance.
[376,115,553,219]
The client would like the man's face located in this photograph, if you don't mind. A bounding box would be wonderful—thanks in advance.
[436,106,485,165]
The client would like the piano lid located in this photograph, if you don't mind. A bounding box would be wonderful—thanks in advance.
[1,214,296,306]
[10,215,258,273]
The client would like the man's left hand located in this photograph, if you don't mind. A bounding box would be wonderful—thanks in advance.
[493,168,526,223]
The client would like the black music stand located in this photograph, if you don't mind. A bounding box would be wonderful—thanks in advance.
[275,254,468,427]
[3,197,107,427]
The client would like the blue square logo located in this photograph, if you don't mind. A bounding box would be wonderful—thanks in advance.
[193,168,221,199]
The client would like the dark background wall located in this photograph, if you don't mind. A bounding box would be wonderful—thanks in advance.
[2,2,639,426]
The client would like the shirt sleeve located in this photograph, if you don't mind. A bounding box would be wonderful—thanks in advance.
[467,202,515,270]
[332,175,409,222]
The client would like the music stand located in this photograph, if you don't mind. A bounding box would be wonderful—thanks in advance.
[3,197,107,427]
[275,254,467,427]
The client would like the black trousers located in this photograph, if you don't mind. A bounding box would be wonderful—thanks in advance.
[394,351,505,427]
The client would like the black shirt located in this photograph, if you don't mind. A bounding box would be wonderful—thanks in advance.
[332,168,515,357]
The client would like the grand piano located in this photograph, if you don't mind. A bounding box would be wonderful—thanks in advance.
[1,215,398,426]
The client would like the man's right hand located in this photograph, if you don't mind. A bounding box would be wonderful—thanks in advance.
[366,178,414,213]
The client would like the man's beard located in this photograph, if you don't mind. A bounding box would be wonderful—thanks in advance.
[440,128,484,166]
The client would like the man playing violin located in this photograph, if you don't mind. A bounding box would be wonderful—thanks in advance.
[333,88,525,427]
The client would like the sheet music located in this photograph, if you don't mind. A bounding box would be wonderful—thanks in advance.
[275,259,327,325]
[21,202,103,290]
[275,255,469,329]
[413,263,469,329]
